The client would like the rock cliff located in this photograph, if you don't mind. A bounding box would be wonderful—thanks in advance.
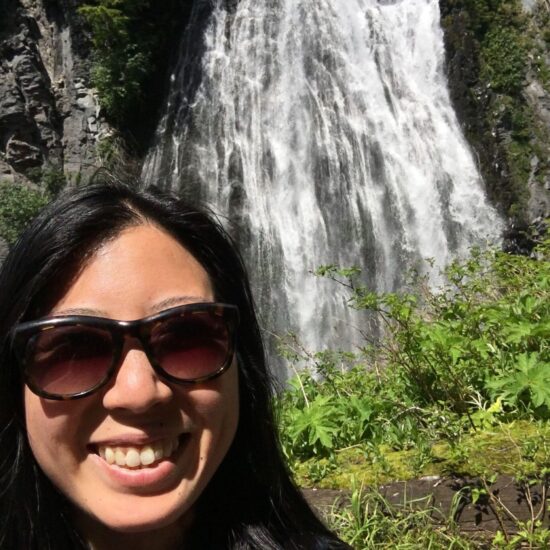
[440,0,550,233]
[0,0,109,185]
[0,0,548,235]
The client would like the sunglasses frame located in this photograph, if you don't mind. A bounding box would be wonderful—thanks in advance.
[12,302,239,401]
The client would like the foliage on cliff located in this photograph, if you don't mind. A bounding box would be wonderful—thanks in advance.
[78,0,189,142]
[441,0,550,222]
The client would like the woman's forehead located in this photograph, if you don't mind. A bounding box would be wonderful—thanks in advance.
[48,225,215,320]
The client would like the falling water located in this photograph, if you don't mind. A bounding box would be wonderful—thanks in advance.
[143,0,503,365]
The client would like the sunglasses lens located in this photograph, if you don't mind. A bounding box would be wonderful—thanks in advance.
[24,326,114,397]
[150,310,232,381]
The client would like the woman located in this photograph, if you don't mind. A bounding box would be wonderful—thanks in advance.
[0,182,348,549]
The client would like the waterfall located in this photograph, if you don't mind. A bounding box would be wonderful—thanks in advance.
[143,0,503,367]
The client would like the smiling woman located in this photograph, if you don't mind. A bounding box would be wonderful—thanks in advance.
[0,183,349,549]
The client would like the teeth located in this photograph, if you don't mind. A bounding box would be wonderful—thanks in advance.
[97,437,180,469]
[125,449,140,468]
[115,449,126,466]
[140,446,155,466]
[153,445,163,461]
[105,447,115,465]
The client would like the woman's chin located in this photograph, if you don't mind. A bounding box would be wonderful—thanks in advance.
[75,504,194,547]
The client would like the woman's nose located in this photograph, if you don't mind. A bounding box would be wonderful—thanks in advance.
[101,340,173,412]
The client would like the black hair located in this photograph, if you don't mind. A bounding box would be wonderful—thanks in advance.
[0,182,348,549]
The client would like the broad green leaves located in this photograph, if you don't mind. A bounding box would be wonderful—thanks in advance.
[277,362,379,460]
[278,227,550,468]
[488,353,550,410]
[285,395,342,453]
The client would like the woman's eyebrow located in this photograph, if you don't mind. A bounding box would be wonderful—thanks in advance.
[50,297,212,318]
[151,295,213,312]
[51,307,109,317]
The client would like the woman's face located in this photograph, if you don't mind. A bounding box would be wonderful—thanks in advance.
[23,224,239,543]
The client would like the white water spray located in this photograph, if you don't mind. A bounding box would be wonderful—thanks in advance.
[143,0,502,362]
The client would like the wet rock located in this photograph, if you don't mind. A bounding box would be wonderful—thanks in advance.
[0,160,15,184]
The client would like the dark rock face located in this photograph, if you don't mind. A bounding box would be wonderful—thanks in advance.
[0,0,110,184]
[524,73,550,219]
[439,0,550,230]
[439,2,514,215]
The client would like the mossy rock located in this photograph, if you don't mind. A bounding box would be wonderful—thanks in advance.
[292,421,550,490]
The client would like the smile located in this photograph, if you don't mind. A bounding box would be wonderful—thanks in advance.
[96,436,182,469]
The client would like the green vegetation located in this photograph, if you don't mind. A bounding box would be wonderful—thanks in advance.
[78,0,187,131]
[0,183,50,245]
[326,478,550,548]
[327,482,474,549]
[442,0,550,219]
[78,0,152,125]
[480,25,527,95]
[0,169,66,245]
[26,167,67,197]
[276,228,550,546]
[454,0,529,96]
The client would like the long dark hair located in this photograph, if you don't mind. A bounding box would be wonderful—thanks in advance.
[0,183,347,549]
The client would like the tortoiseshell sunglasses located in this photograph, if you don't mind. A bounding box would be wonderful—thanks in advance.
[12,302,239,400]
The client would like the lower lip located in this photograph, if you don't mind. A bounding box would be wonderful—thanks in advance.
[91,437,189,491]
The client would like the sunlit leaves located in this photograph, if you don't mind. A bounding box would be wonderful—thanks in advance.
[488,353,550,410]
[279,227,550,465]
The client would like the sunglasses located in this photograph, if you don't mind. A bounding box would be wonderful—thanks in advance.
[12,302,239,401]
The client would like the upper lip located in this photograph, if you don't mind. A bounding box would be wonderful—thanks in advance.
[89,432,187,448]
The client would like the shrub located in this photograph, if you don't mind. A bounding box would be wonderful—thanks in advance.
[79,1,152,124]
[277,227,550,463]
[480,26,527,94]
[78,0,188,128]
[0,183,49,245]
